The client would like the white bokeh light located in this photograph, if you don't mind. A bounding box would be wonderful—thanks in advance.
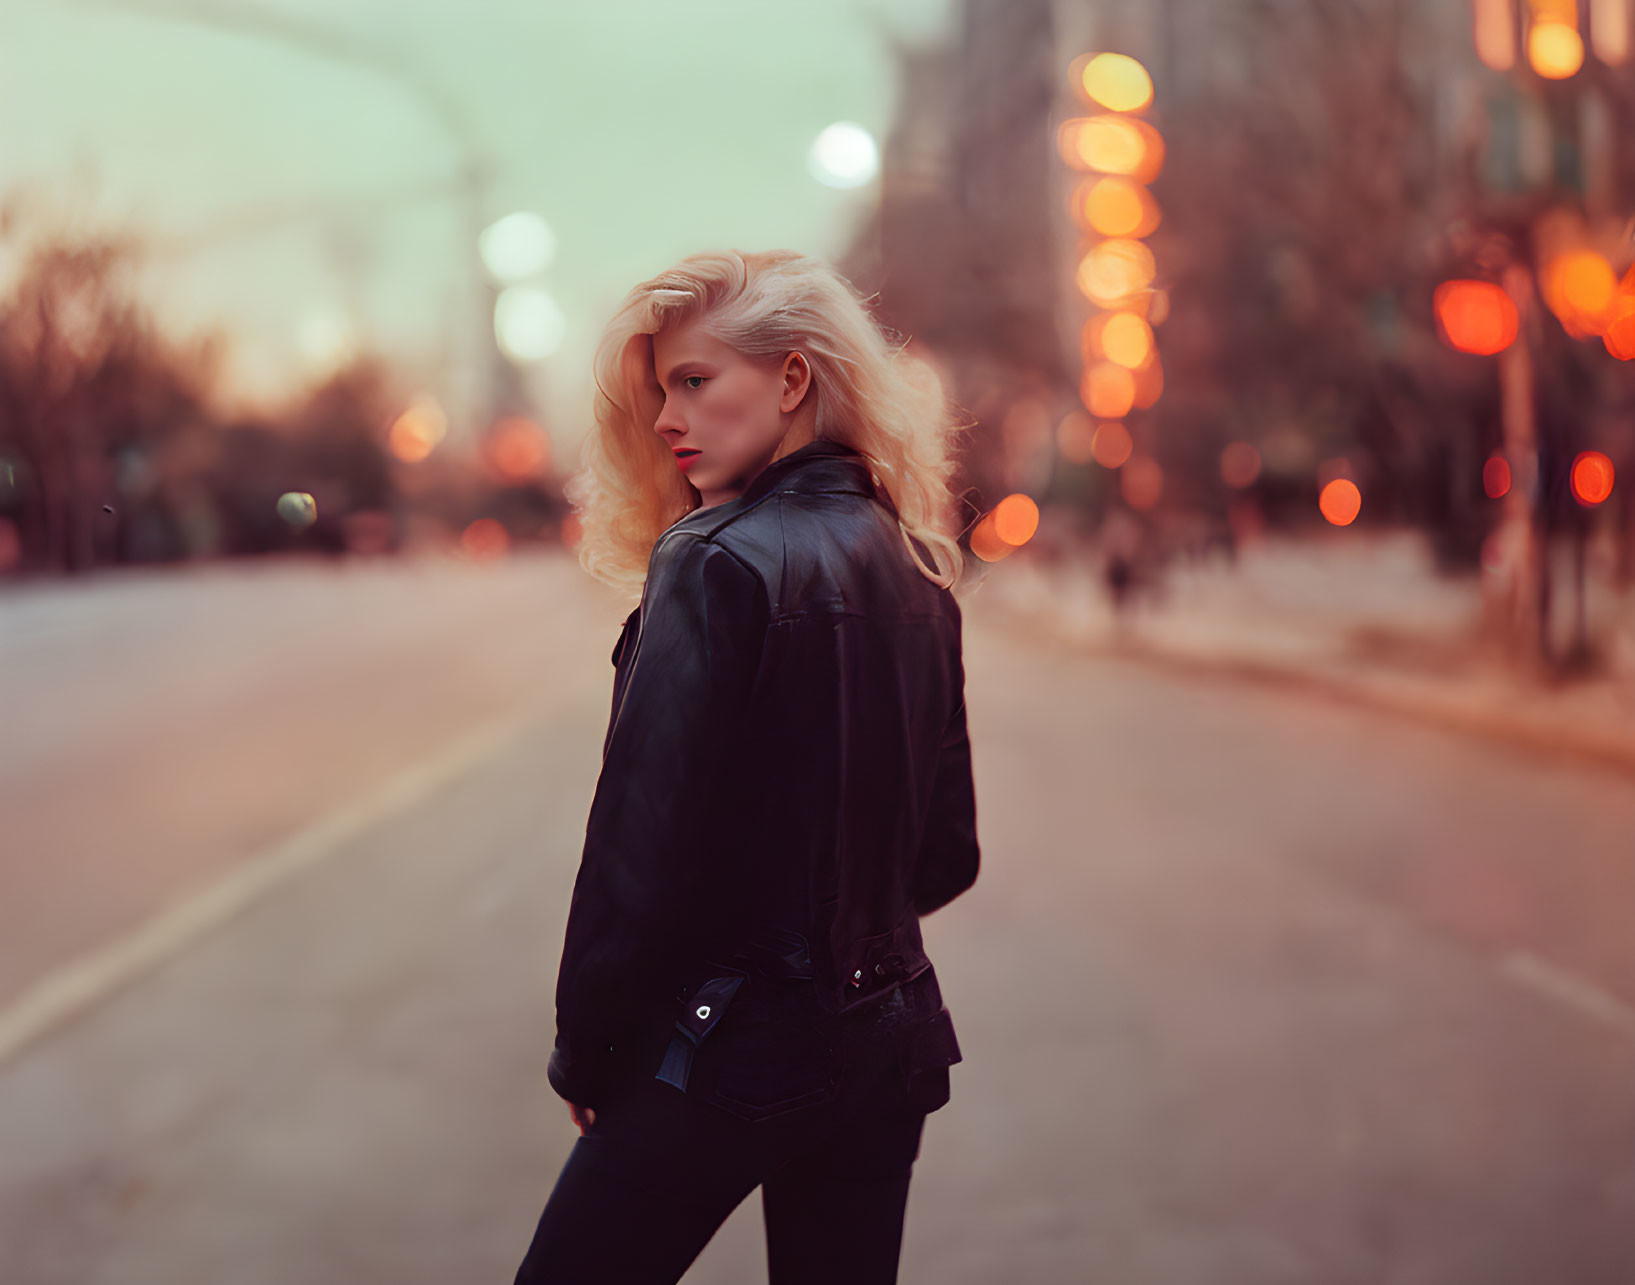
[494,286,566,364]
[807,122,880,189]
[295,310,358,371]
[479,211,557,282]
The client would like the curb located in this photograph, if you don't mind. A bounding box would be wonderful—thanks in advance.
[981,580,1635,783]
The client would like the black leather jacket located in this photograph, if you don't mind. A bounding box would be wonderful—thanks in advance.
[546,438,980,1114]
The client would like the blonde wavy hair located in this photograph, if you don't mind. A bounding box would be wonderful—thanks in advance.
[566,249,971,598]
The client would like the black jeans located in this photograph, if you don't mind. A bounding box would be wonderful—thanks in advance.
[514,978,939,1285]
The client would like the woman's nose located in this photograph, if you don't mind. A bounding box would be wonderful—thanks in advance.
[654,397,685,437]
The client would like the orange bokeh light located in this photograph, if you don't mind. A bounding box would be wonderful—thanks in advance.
[389,399,447,463]
[1076,177,1161,238]
[1556,252,1616,313]
[1078,52,1154,113]
[1483,455,1512,499]
[970,513,1016,563]
[1319,479,1362,526]
[485,416,552,481]
[390,423,434,463]
[1091,422,1134,469]
[1131,353,1164,409]
[1082,362,1136,419]
[1060,115,1165,183]
[1121,456,1163,510]
[1076,238,1157,307]
[993,493,1040,546]
[1081,306,1153,362]
[1101,312,1155,369]
[1529,20,1585,77]
[1433,280,1519,355]
[1220,442,1262,489]
[1057,412,1097,464]
[1604,289,1635,360]
[1571,451,1615,505]
[1544,250,1617,335]
[461,518,511,559]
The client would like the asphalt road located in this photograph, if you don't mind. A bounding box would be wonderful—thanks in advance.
[1,550,1631,1283]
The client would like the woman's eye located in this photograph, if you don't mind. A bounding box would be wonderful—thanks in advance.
[684,376,705,389]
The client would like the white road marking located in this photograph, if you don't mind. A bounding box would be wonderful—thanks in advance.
[1497,950,1635,1037]
[0,702,548,1070]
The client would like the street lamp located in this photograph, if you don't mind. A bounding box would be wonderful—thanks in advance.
[479,212,557,284]
[493,287,566,365]
[808,123,880,189]
[1058,48,1165,480]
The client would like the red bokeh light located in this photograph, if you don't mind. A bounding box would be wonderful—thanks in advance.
[1433,280,1518,355]
[1091,422,1134,469]
[1604,273,1635,360]
[1319,479,1362,526]
[461,518,511,559]
[1570,452,1615,506]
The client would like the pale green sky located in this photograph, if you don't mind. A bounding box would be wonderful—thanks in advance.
[0,0,955,445]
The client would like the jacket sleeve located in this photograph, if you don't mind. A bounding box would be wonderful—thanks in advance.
[912,600,980,917]
[547,535,768,1107]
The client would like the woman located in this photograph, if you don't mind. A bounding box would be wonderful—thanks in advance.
[513,249,981,1285]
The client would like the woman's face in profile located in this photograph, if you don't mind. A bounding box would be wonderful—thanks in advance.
[649,317,810,509]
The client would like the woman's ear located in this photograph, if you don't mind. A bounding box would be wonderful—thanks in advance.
[780,351,813,412]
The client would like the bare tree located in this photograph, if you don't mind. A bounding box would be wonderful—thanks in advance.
[0,214,217,572]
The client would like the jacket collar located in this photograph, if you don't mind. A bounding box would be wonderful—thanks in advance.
[739,437,876,505]
[668,438,882,536]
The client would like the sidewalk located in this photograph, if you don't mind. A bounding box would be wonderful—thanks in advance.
[978,530,1635,780]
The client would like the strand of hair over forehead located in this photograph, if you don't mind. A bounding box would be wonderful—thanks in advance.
[643,254,788,332]
[645,253,880,376]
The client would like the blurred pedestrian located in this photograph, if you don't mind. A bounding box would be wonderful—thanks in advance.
[1101,506,1144,631]
[513,250,981,1285]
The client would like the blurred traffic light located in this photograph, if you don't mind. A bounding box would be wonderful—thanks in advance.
[1433,279,1520,354]
[1319,479,1363,527]
[1570,451,1616,505]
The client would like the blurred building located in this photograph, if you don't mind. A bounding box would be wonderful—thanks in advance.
[839,0,1067,506]
[849,0,1635,593]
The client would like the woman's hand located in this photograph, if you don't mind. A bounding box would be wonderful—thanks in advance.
[569,1102,597,1135]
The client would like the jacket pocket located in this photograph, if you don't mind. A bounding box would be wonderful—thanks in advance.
[695,979,842,1123]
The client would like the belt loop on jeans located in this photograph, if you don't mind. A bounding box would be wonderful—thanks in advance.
[654,1033,695,1092]
[654,973,745,1093]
